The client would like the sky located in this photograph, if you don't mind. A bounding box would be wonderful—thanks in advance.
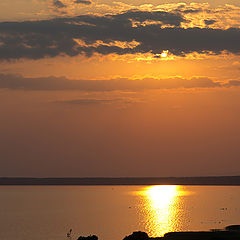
[0,0,240,177]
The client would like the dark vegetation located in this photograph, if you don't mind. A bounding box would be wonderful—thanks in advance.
[76,225,240,240]
[77,235,98,240]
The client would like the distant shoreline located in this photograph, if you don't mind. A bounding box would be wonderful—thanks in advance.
[1,176,240,185]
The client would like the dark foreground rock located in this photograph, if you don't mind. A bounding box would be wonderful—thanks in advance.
[123,225,240,240]
[226,225,240,232]
[77,225,240,240]
[164,230,240,240]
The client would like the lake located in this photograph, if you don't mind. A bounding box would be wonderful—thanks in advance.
[0,185,240,240]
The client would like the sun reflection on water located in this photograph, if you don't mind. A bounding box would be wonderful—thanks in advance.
[137,185,184,237]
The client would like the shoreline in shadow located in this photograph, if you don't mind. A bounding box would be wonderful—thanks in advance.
[1,176,240,185]
[75,225,240,240]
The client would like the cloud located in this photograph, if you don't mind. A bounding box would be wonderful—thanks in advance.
[204,19,216,26]
[224,80,240,87]
[0,10,239,60]
[53,0,66,8]
[55,98,113,104]
[74,0,92,5]
[54,97,140,105]
[0,73,227,91]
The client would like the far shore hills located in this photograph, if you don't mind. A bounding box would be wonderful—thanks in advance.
[1,176,240,185]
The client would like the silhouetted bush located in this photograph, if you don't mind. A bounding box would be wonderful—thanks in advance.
[77,235,98,240]
[123,231,149,240]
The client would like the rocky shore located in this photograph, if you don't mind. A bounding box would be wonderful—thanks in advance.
[75,225,240,240]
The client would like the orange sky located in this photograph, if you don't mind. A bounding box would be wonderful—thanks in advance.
[0,0,240,177]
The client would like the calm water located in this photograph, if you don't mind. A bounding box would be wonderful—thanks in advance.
[0,185,240,240]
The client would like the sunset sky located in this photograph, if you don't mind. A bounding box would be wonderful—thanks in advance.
[0,0,240,177]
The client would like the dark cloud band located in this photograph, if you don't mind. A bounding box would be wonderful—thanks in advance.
[0,10,239,60]
[1,73,237,91]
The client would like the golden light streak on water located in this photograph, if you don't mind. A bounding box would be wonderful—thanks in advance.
[137,185,185,237]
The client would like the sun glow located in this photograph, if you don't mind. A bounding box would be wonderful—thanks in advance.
[137,185,184,237]
[154,50,169,59]
[160,50,169,58]
[146,185,178,208]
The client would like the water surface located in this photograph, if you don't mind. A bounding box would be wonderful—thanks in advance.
[0,185,240,240]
